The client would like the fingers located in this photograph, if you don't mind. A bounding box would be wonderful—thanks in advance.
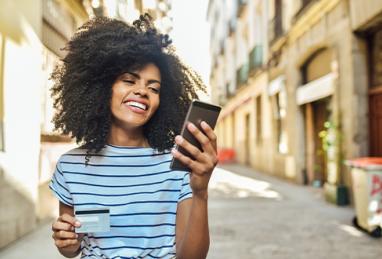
[173,121,218,174]
[52,214,81,232]
[187,122,216,154]
[172,147,203,174]
[51,213,83,249]
[172,121,218,170]
[52,230,78,240]
[52,221,74,232]
[59,214,81,228]
[54,238,80,248]
[174,135,205,162]
[200,121,217,151]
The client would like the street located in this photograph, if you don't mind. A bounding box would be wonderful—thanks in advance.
[0,164,381,259]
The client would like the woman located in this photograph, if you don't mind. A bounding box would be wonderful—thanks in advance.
[50,14,217,259]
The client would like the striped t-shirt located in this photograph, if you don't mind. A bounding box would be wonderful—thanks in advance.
[49,144,193,259]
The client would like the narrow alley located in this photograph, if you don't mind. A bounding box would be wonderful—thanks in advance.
[1,164,380,259]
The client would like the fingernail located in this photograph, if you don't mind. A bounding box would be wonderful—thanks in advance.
[188,123,196,131]
[75,221,81,227]
[175,135,183,144]
[75,234,79,238]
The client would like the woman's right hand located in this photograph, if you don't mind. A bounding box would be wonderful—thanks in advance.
[52,213,84,254]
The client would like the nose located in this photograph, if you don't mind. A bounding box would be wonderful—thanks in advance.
[133,81,148,97]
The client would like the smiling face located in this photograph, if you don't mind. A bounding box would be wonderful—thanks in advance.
[110,63,161,131]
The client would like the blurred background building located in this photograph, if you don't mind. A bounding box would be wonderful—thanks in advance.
[208,0,382,206]
[1,0,381,250]
[0,0,172,249]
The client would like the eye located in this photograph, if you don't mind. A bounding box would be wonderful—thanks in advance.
[149,87,160,94]
[122,80,135,85]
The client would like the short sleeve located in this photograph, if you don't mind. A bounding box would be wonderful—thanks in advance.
[49,159,73,206]
[178,172,193,202]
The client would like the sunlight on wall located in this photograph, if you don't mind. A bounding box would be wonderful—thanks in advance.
[2,17,43,204]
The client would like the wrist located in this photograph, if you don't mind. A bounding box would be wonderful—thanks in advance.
[193,190,208,201]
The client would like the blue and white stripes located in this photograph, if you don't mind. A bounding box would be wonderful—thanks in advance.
[50,144,192,259]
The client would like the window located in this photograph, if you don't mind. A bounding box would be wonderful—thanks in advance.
[256,95,262,144]
[41,48,59,135]
[275,90,288,154]
[268,0,283,44]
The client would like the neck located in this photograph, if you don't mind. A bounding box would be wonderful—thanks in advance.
[107,123,149,147]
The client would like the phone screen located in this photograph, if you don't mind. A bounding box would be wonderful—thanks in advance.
[170,100,221,171]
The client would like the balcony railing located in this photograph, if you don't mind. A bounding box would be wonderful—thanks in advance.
[236,62,249,88]
[249,45,263,74]
[219,39,225,55]
[268,17,283,45]
[237,0,248,17]
[294,0,317,20]
[229,18,237,36]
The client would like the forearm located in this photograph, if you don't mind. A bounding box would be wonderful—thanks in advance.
[177,192,210,259]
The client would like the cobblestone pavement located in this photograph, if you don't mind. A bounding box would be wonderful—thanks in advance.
[0,163,381,259]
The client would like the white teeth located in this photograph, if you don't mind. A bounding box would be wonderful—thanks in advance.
[126,101,147,110]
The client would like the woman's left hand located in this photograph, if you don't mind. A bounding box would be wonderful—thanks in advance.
[172,121,218,198]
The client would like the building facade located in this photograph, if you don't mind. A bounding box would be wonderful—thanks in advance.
[208,0,382,205]
[0,0,88,248]
[0,0,172,249]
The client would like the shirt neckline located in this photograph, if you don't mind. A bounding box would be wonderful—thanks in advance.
[104,144,157,154]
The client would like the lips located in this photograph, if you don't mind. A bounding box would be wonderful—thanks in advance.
[125,101,147,110]
[123,99,149,111]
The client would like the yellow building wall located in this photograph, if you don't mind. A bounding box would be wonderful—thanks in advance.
[0,0,43,248]
[234,99,253,164]
[0,35,3,135]
[225,114,234,149]
[349,0,382,30]
[217,72,279,173]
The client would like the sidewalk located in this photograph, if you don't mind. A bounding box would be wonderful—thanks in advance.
[208,164,382,259]
[0,218,78,259]
[0,163,381,258]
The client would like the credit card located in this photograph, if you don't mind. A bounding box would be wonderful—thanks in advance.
[75,208,110,233]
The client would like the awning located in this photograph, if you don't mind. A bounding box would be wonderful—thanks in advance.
[268,75,285,96]
[296,73,335,105]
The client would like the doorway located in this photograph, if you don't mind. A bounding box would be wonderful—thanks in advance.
[368,28,382,156]
[369,89,382,156]
[305,98,330,186]
[245,113,251,165]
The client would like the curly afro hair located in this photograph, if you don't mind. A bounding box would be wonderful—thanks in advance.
[51,14,206,162]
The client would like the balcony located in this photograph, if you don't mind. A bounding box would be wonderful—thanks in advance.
[268,16,283,45]
[236,62,249,88]
[229,18,237,36]
[237,0,248,17]
[249,45,263,74]
[219,39,225,55]
[294,0,317,21]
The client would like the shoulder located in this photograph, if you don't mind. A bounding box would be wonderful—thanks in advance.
[58,146,87,159]
[55,146,88,166]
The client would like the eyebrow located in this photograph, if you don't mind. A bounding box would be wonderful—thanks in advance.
[125,71,161,85]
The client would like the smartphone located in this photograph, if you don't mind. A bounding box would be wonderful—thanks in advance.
[170,100,221,171]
